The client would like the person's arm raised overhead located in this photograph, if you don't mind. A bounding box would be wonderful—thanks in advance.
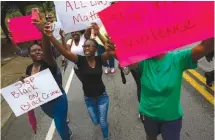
[60,29,67,49]
[101,37,117,62]
[32,19,57,67]
[91,23,107,46]
[43,23,78,63]
[191,37,214,62]
[59,29,67,66]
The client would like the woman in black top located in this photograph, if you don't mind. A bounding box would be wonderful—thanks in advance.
[43,23,115,140]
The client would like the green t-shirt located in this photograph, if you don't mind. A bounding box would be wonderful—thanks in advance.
[138,48,197,121]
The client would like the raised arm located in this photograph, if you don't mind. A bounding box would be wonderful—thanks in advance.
[59,29,67,48]
[191,37,214,62]
[32,19,57,66]
[91,23,107,46]
[59,29,67,66]
[42,34,57,66]
[100,37,117,62]
[44,23,78,63]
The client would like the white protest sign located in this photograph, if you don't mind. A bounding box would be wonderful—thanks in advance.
[54,1,111,33]
[1,69,63,117]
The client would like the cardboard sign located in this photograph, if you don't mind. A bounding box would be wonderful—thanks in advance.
[8,15,42,43]
[54,1,111,33]
[1,69,63,117]
[98,2,214,67]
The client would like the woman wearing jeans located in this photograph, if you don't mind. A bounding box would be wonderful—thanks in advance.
[43,22,115,140]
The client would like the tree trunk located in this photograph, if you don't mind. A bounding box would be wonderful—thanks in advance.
[1,8,9,41]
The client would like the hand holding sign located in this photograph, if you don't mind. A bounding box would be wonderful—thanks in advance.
[1,69,63,117]
[44,22,54,37]
[19,74,30,83]
[32,18,45,33]
[91,22,100,36]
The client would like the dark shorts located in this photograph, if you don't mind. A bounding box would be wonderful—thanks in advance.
[142,115,182,140]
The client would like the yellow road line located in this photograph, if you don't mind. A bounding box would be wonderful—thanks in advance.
[183,72,214,105]
[187,69,214,91]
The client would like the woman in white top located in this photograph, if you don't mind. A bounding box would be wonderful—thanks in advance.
[61,29,91,81]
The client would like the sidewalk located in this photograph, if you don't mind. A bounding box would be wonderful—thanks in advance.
[1,56,32,135]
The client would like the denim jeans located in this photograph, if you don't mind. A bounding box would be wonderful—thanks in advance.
[41,91,72,140]
[84,92,109,139]
[97,45,115,68]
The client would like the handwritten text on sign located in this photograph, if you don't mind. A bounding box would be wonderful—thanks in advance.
[99,2,214,67]
[1,69,62,117]
[54,1,110,33]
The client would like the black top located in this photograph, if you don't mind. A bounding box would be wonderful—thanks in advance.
[76,55,105,97]
[25,61,64,92]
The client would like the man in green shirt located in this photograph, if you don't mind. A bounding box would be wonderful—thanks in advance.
[129,38,214,140]
[104,37,214,140]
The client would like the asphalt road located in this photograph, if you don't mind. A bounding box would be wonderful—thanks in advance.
[1,42,214,140]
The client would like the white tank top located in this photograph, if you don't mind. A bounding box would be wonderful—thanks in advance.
[66,35,85,69]
[66,35,85,56]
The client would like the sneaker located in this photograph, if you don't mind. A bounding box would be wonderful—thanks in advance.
[110,68,116,74]
[67,117,70,124]
[123,67,130,75]
[138,113,143,120]
[104,67,110,74]
[70,131,73,140]
[205,72,213,87]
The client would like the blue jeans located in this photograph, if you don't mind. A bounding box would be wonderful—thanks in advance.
[84,92,109,139]
[41,91,72,140]
[97,45,115,68]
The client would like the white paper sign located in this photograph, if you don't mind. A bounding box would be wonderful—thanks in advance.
[54,1,111,33]
[1,69,63,117]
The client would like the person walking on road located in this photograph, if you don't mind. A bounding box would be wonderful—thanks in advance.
[61,30,87,81]
[109,37,214,140]
[22,19,73,140]
[43,22,115,140]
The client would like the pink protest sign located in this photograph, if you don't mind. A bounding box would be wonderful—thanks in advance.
[98,2,214,67]
[8,15,42,43]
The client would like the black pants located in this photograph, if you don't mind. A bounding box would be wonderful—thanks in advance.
[142,115,182,140]
[130,69,141,102]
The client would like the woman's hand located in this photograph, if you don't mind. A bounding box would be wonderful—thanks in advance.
[91,22,100,36]
[104,36,116,52]
[192,37,214,61]
[43,22,54,37]
[20,74,30,83]
[59,28,65,38]
[32,18,45,33]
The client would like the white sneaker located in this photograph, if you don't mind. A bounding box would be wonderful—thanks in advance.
[110,68,116,74]
[70,132,73,140]
[104,67,110,74]
[123,67,130,75]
